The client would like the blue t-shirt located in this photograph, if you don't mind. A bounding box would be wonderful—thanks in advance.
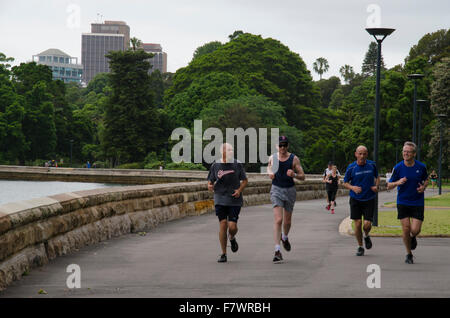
[344,160,378,201]
[389,160,428,206]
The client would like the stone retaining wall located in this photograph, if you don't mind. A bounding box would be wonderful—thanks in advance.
[0,179,385,290]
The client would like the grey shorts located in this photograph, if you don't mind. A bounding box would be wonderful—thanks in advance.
[270,184,296,212]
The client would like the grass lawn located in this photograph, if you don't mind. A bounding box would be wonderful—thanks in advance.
[384,192,450,207]
[369,209,450,236]
[354,193,450,236]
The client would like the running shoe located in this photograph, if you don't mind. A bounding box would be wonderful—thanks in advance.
[356,247,365,256]
[218,254,227,263]
[405,253,414,264]
[273,250,283,263]
[281,237,291,251]
[326,204,331,210]
[331,209,335,214]
[364,236,373,249]
[230,238,239,253]
[410,235,417,250]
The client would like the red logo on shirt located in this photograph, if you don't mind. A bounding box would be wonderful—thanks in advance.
[218,170,235,179]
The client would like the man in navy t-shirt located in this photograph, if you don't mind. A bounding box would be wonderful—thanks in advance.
[343,145,380,256]
[387,141,428,264]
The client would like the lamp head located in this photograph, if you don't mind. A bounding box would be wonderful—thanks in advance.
[407,74,425,80]
[366,28,395,41]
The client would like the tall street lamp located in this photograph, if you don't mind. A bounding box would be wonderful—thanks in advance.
[366,27,395,227]
[416,99,427,161]
[437,114,447,195]
[407,74,424,144]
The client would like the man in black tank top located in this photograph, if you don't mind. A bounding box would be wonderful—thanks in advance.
[267,136,305,263]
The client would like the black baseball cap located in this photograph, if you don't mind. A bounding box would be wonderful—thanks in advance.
[279,136,289,144]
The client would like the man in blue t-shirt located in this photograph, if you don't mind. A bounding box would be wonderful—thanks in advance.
[343,145,380,256]
[387,141,428,264]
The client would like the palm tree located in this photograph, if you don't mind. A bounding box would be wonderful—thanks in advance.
[339,64,355,84]
[130,37,143,51]
[313,57,329,80]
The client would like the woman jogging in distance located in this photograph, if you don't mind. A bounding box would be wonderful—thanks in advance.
[325,165,340,214]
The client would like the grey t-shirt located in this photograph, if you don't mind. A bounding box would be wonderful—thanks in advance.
[207,160,247,206]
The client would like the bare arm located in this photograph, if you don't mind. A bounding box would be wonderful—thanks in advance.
[343,182,362,194]
[387,177,407,190]
[287,156,305,180]
[232,178,248,198]
[267,155,275,180]
[370,176,381,192]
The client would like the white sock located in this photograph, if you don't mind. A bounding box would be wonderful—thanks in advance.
[282,233,288,241]
[275,245,281,252]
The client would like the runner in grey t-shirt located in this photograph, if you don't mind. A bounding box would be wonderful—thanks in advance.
[207,143,248,263]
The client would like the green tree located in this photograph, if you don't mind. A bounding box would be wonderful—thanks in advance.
[428,57,449,173]
[313,57,329,80]
[130,37,143,51]
[103,49,161,165]
[166,72,253,127]
[362,42,385,77]
[406,29,450,65]
[339,64,355,84]
[192,41,223,61]
[165,32,320,130]
[316,76,341,108]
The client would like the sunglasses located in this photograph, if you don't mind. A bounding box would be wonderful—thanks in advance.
[279,144,288,148]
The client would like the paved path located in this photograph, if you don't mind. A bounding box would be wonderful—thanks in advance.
[1,190,449,298]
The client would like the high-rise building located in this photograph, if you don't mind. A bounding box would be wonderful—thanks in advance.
[81,21,129,84]
[142,43,167,74]
[91,21,130,49]
[32,48,83,83]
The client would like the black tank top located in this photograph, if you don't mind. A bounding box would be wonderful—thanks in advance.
[272,153,295,188]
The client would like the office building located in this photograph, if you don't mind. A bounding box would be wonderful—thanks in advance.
[81,21,129,84]
[32,48,83,83]
[142,43,167,74]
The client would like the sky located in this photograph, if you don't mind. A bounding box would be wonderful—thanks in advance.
[0,0,449,81]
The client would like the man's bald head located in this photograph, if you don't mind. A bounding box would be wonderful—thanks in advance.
[355,145,369,164]
[220,143,234,162]
[356,145,368,154]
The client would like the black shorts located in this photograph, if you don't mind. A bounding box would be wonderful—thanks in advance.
[397,205,424,221]
[350,197,375,222]
[327,189,337,202]
[215,205,241,223]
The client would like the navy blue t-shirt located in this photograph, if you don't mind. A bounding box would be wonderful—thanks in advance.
[343,160,378,201]
[389,160,428,206]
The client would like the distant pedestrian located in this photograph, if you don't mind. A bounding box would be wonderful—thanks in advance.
[325,165,340,214]
[207,143,248,263]
[387,142,428,264]
[429,170,438,190]
[267,136,305,263]
[86,161,91,169]
[323,161,341,210]
[343,145,380,256]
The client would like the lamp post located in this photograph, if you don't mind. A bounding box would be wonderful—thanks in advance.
[416,99,427,161]
[407,74,424,144]
[394,138,400,164]
[70,139,74,167]
[437,114,447,195]
[366,27,395,227]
